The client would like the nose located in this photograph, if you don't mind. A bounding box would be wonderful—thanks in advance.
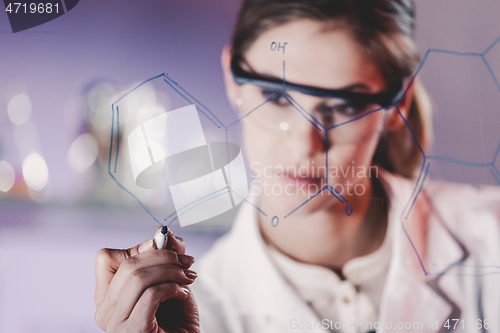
[284,103,326,159]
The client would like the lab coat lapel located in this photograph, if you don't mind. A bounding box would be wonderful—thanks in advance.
[377,170,465,333]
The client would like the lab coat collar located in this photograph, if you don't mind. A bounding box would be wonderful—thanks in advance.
[377,169,465,333]
[227,169,465,330]
[228,197,320,326]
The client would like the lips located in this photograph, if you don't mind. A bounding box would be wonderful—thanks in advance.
[282,171,325,186]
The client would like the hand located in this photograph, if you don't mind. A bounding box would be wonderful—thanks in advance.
[95,228,200,333]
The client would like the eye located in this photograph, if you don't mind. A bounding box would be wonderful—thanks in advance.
[261,90,289,107]
[330,102,370,117]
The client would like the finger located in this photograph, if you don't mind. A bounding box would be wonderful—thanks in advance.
[98,249,194,324]
[109,264,196,324]
[95,238,157,306]
[108,249,193,298]
[98,263,195,329]
[166,229,186,255]
[153,226,185,254]
[127,283,190,329]
[95,246,138,307]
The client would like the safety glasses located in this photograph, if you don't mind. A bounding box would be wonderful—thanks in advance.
[231,56,404,108]
[231,56,403,144]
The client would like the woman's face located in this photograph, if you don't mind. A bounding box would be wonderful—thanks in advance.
[228,20,392,217]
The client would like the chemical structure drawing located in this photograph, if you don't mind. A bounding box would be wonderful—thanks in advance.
[109,74,250,228]
[108,35,500,277]
[398,35,500,277]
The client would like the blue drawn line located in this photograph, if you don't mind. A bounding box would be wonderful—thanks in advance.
[167,189,230,226]
[232,190,268,217]
[482,35,500,55]
[326,185,346,203]
[114,106,120,173]
[396,47,486,108]
[481,56,500,94]
[394,35,500,276]
[397,49,431,105]
[433,263,500,269]
[327,184,347,203]
[166,217,179,226]
[113,73,165,104]
[401,158,427,220]
[490,169,500,186]
[162,79,219,128]
[284,187,327,218]
[163,74,225,128]
[252,37,500,277]
[108,103,161,225]
[426,272,500,277]
[227,92,283,129]
[426,156,492,168]
[493,165,500,178]
[109,172,162,226]
[284,92,325,130]
[225,129,231,189]
[283,93,323,132]
[493,140,500,164]
[399,216,428,275]
[405,162,431,220]
[395,105,425,156]
[327,106,388,130]
[427,49,482,57]
[325,134,328,184]
[108,36,500,276]
[164,210,178,222]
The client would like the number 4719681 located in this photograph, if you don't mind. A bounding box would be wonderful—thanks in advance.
[5,2,59,14]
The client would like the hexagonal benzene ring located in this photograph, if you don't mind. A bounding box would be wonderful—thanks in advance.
[108,73,248,227]
[394,35,500,276]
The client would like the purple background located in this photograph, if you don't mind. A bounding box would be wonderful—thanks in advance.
[0,0,499,331]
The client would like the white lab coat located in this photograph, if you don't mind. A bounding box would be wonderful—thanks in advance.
[190,170,500,332]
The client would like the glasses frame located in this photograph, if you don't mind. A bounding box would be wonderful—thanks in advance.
[231,56,404,108]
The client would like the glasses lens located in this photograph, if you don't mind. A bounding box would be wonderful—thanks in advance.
[240,88,389,144]
[321,102,389,144]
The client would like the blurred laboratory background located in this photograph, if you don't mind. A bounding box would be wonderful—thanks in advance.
[0,0,500,332]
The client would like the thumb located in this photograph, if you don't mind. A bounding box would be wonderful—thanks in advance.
[94,239,154,307]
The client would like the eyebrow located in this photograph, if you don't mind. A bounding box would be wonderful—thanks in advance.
[332,83,372,93]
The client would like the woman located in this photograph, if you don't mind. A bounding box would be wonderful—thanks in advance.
[94,1,500,332]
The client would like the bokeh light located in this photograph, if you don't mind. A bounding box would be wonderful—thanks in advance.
[67,133,99,173]
[7,94,32,126]
[22,153,49,191]
[0,161,15,193]
[280,121,289,131]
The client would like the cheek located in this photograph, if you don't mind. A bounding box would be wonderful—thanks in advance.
[326,137,381,184]
[327,110,386,168]
[241,121,281,169]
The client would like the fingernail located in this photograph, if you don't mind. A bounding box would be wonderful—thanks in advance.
[180,286,190,295]
[184,269,197,279]
[138,239,154,254]
[178,254,195,265]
